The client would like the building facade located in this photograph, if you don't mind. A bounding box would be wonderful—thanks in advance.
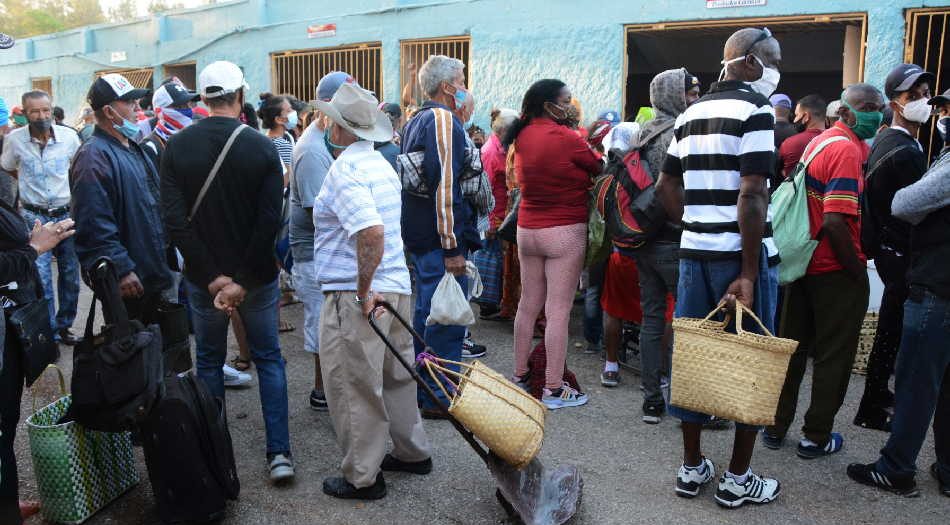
[0,0,947,152]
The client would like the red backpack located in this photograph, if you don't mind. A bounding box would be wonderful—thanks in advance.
[526,342,583,400]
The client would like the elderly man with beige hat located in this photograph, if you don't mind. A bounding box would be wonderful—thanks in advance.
[312,82,432,500]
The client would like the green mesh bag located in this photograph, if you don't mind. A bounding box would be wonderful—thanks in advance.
[26,367,138,524]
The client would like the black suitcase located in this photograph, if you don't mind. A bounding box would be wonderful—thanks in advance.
[140,372,240,524]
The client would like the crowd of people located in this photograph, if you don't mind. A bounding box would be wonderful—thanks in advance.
[0,24,948,524]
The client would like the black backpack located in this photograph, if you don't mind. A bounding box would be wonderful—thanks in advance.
[860,144,912,259]
[67,257,165,432]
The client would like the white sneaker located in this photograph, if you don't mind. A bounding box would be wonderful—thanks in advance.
[542,383,588,410]
[223,364,252,388]
[675,457,715,498]
[715,470,781,508]
[268,453,295,483]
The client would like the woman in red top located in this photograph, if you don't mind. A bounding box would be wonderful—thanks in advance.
[505,79,602,409]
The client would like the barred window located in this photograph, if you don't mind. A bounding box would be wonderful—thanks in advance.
[96,68,155,89]
[905,8,950,160]
[400,36,471,108]
[271,42,383,103]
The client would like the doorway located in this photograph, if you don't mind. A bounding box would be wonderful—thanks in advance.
[163,62,197,92]
[624,14,867,121]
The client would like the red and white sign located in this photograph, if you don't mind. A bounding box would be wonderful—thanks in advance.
[307,23,337,39]
[707,0,766,8]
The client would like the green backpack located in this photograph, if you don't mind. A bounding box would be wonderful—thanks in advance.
[772,135,848,285]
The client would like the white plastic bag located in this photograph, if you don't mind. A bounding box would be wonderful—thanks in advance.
[426,272,476,326]
[466,261,483,300]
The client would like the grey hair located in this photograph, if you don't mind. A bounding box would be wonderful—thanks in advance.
[418,55,465,99]
[490,108,519,135]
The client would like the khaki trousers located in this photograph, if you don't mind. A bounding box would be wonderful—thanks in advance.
[320,291,431,487]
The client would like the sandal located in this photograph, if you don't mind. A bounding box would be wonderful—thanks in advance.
[279,320,295,333]
[231,356,252,372]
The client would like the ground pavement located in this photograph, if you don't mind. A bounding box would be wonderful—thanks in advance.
[14,284,950,525]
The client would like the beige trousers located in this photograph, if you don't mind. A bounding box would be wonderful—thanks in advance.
[319,291,431,487]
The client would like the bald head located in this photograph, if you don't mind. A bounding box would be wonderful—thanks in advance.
[842,83,884,109]
[722,27,781,83]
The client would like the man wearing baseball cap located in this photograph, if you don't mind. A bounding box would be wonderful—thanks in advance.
[161,61,294,483]
[288,71,359,412]
[70,73,173,322]
[140,81,200,169]
[931,89,950,146]
[856,63,934,432]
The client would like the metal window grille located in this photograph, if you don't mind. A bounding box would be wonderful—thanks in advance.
[400,36,470,108]
[95,68,155,89]
[905,8,950,161]
[271,42,383,103]
[31,77,52,97]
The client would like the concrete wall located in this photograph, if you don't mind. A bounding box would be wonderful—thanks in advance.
[1,0,947,127]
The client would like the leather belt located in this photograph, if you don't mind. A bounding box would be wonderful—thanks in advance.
[22,202,70,216]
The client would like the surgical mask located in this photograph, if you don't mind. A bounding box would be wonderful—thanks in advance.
[841,99,883,140]
[897,97,932,124]
[719,54,780,97]
[323,127,347,152]
[28,118,52,133]
[937,116,949,142]
[108,104,140,140]
[285,110,299,129]
[453,86,468,111]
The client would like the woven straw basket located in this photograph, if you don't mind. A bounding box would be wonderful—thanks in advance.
[422,358,546,469]
[670,302,799,426]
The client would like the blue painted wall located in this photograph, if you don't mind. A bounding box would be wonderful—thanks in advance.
[1,0,947,128]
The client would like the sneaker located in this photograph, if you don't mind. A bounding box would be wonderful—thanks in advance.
[797,432,844,459]
[222,364,252,388]
[761,430,784,450]
[511,374,529,392]
[322,472,387,500]
[715,471,780,508]
[847,462,919,497]
[381,454,432,475]
[853,402,892,432]
[642,403,664,424]
[675,457,715,498]
[309,389,328,411]
[461,337,487,359]
[542,383,588,410]
[600,370,619,387]
[931,463,950,497]
[268,453,295,483]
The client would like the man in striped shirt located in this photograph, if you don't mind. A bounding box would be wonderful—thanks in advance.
[656,27,782,508]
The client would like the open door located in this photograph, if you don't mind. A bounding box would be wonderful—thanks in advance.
[624,14,867,121]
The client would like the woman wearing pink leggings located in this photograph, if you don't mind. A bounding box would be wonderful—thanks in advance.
[503,79,603,409]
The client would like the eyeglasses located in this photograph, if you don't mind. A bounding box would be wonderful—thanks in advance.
[742,27,773,58]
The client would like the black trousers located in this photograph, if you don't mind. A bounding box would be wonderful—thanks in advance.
[863,251,908,404]
[0,333,24,525]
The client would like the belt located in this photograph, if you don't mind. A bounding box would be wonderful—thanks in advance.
[22,202,70,216]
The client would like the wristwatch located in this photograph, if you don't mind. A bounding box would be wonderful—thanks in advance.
[354,293,373,304]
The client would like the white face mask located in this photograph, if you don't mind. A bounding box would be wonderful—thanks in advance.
[719,54,780,97]
[897,97,932,124]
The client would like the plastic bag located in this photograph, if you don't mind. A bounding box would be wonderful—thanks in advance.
[466,261,483,300]
[426,272,476,326]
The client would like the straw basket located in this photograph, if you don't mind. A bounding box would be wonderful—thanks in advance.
[670,302,799,426]
[422,357,546,469]
[851,312,879,375]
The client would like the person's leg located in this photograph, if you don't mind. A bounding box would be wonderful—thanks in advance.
[51,212,80,332]
[877,290,950,478]
[382,293,432,463]
[635,244,677,409]
[933,366,950,479]
[499,241,521,319]
[540,224,586,390]
[21,209,56,330]
[861,252,908,408]
[184,279,230,399]
[239,280,291,457]
[603,312,621,365]
[230,311,252,368]
[513,229,546,380]
[800,270,869,446]
[583,260,606,351]
[292,261,324,391]
[0,337,25,525]
[767,279,815,439]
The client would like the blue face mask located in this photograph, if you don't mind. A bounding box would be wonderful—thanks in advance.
[453,86,468,110]
[177,107,194,119]
[108,105,140,140]
[323,127,347,152]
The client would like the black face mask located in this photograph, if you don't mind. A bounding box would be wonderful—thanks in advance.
[29,118,52,133]
[792,117,807,134]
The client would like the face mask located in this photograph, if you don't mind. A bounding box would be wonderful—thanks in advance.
[793,117,807,134]
[285,110,299,129]
[108,105,140,140]
[176,107,194,119]
[323,127,347,152]
[937,116,949,142]
[453,86,468,111]
[719,55,779,97]
[28,118,52,133]
[841,99,883,140]
[897,97,932,124]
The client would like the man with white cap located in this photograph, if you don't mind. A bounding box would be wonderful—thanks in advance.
[160,61,294,483]
[313,82,432,500]
[290,70,360,411]
[140,80,200,170]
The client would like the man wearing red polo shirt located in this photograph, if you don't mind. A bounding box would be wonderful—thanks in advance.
[763,83,885,459]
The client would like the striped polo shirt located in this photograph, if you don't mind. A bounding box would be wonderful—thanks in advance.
[662,80,779,264]
[313,140,411,295]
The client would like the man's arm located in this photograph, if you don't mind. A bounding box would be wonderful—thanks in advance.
[818,143,865,280]
[823,212,864,279]
[425,109,465,273]
[892,156,950,225]
[234,146,284,288]
[656,124,685,224]
[356,225,385,300]
[0,132,18,177]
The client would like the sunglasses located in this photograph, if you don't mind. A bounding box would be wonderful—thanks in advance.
[742,27,773,58]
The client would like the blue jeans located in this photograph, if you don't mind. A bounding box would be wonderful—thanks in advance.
[185,279,291,455]
[630,243,679,408]
[583,260,606,346]
[877,288,950,479]
[21,209,80,333]
[410,249,468,410]
[669,250,779,431]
